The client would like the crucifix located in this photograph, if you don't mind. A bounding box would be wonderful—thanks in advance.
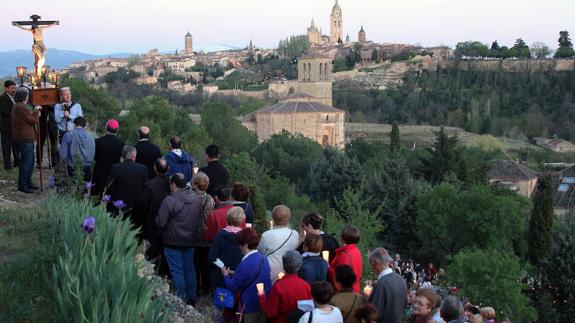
[12,15,59,83]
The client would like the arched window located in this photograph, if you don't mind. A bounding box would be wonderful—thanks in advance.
[326,115,329,121]
[324,63,328,79]
[303,63,307,81]
[319,63,323,77]
[307,63,311,81]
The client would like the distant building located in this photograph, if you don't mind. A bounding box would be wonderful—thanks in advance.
[166,58,196,72]
[243,53,345,148]
[488,160,539,198]
[185,31,193,54]
[358,25,366,43]
[330,0,343,43]
[553,165,575,214]
[307,19,323,45]
[535,137,575,152]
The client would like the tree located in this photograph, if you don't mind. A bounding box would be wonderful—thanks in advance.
[389,122,400,155]
[536,216,575,321]
[531,42,551,59]
[511,38,531,58]
[371,48,379,63]
[252,131,322,184]
[528,175,555,266]
[300,148,362,207]
[201,101,258,158]
[454,41,489,58]
[555,31,575,58]
[489,41,500,57]
[277,35,309,59]
[446,249,537,321]
[416,183,529,264]
[422,127,462,184]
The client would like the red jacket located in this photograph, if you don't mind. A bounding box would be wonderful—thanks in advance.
[204,203,245,241]
[328,244,363,293]
[258,274,312,323]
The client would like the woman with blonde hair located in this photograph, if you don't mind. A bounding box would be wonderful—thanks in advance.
[191,171,214,295]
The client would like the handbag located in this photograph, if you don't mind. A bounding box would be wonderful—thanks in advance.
[222,254,266,322]
[214,287,235,309]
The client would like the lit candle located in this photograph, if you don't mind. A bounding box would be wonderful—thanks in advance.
[256,283,265,296]
[363,285,373,297]
[270,220,273,228]
[278,272,285,280]
[246,223,252,228]
[322,251,329,262]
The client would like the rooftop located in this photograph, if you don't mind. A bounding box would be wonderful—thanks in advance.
[488,160,538,181]
[254,101,344,114]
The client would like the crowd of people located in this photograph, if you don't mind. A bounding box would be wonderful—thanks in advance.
[0,81,502,323]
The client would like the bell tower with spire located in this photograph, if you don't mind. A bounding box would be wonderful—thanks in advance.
[184,30,193,54]
[330,0,343,43]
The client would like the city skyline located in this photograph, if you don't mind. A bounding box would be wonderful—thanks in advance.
[1,0,574,54]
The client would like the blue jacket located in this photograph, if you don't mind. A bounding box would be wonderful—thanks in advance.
[298,254,328,284]
[164,150,194,183]
[224,251,271,313]
[208,229,243,289]
[60,127,95,167]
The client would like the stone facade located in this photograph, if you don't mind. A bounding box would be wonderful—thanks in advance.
[185,32,193,54]
[307,19,322,45]
[330,0,343,43]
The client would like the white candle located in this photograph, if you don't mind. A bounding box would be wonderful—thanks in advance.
[246,223,252,228]
[270,220,274,228]
[278,272,285,280]
[363,285,373,297]
[256,283,265,296]
[322,251,330,262]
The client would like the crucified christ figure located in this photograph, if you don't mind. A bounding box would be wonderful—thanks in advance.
[13,15,59,79]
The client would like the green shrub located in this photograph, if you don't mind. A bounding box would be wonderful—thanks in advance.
[48,196,171,323]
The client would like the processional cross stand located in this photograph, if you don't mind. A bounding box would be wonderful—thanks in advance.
[12,15,61,191]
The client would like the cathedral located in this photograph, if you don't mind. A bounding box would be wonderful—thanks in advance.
[307,0,344,45]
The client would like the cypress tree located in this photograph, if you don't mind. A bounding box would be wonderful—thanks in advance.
[528,175,555,266]
[390,122,400,155]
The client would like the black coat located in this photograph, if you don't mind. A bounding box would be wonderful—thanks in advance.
[137,174,170,258]
[135,140,162,179]
[105,159,148,219]
[92,134,124,195]
[0,93,15,133]
[200,160,229,197]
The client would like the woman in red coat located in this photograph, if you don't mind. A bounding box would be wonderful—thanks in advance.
[328,225,363,293]
[258,250,312,323]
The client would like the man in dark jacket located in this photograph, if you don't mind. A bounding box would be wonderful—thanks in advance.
[92,119,124,196]
[138,158,170,260]
[135,126,162,179]
[199,144,229,197]
[368,247,407,323]
[0,80,19,170]
[156,172,202,305]
[105,145,148,219]
[164,136,194,183]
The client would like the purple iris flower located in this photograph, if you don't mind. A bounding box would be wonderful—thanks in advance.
[84,181,95,190]
[113,200,126,209]
[102,195,111,203]
[48,176,56,189]
[81,216,96,233]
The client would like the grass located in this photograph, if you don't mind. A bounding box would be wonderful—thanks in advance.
[0,203,60,322]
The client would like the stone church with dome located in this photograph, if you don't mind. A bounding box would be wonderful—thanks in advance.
[242,54,345,148]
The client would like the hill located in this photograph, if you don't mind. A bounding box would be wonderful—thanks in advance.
[0,49,134,77]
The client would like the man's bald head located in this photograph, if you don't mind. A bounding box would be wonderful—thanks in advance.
[154,158,169,175]
[138,126,150,139]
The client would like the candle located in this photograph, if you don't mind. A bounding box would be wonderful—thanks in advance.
[246,223,252,228]
[322,251,329,262]
[278,272,285,280]
[270,220,273,228]
[363,285,373,297]
[256,283,265,296]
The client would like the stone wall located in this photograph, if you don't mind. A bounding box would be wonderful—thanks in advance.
[250,111,345,147]
[267,81,332,106]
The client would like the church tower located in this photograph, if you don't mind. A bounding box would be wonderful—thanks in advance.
[330,0,343,43]
[298,54,333,106]
[307,19,322,45]
[184,31,193,54]
[358,25,366,43]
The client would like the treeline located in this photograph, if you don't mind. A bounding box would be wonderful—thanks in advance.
[335,67,575,140]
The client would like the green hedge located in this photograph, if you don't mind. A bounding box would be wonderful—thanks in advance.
[47,195,171,323]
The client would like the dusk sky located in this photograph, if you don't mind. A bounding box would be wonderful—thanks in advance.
[2,0,574,54]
